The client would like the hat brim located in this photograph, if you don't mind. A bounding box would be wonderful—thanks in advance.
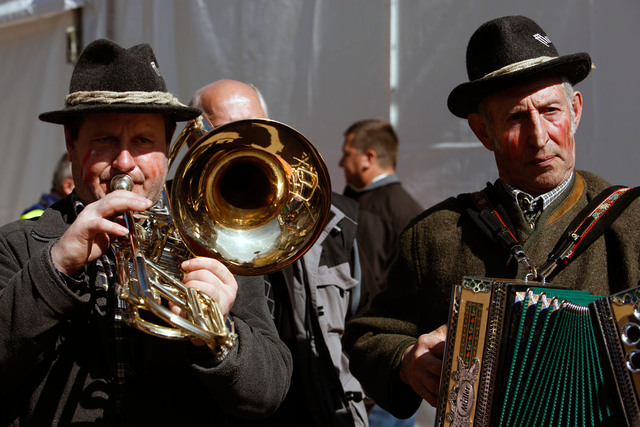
[39,103,202,124]
[447,52,592,119]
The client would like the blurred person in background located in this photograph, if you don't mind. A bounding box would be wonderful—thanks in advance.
[340,119,423,297]
[20,153,75,219]
[339,119,423,426]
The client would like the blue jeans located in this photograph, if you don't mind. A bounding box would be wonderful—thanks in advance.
[368,404,417,427]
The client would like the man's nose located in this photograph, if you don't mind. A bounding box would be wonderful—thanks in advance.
[112,147,136,172]
[529,112,547,148]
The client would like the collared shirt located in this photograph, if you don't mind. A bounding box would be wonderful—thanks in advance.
[502,172,574,228]
[345,173,400,194]
[370,173,390,185]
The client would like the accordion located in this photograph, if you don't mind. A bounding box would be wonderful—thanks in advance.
[435,276,640,426]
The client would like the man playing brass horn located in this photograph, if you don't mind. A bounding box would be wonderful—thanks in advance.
[0,39,291,425]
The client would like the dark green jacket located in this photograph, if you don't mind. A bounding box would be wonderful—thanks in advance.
[0,194,292,426]
[343,171,640,418]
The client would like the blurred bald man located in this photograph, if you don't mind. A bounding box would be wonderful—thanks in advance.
[191,79,269,126]
[191,79,370,426]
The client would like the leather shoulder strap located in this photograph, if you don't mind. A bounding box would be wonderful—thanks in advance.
[537,185,640,281]
[467,184,640,283]
[466,189,536,277]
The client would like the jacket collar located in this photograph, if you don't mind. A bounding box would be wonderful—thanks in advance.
[347,173,401,194]
[545,172,584,226]
[30,192,78,240]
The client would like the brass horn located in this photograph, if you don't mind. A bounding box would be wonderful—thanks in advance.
[169,118,332,275]
[111,118,331,355]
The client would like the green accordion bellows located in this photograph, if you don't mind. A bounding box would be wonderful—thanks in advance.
[436,276,640,427]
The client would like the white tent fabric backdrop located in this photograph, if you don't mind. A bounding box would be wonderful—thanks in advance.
[1,0,639,228]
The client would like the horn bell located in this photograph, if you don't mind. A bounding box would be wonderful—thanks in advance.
[170,119,332,276]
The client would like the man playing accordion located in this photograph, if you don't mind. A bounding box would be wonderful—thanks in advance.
[344,15,640,422]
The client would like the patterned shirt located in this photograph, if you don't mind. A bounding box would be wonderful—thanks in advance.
[502,172,574,228]
[60,193,133,386]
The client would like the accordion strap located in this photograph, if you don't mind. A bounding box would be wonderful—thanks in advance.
[469,185,640,283]
[469,190,538,279]
[537,185,640,280]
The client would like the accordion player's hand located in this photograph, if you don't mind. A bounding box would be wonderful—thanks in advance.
[399,324,447,407]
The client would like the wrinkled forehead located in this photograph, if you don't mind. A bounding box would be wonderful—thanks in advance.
[71,112,173,144]
[77,112,166,128]
[483,76,568,114]
[489,75,565,102]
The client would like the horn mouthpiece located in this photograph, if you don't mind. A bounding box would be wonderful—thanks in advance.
[110,174,134,191]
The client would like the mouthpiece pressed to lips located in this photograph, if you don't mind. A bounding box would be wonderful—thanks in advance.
[110,174,134,192]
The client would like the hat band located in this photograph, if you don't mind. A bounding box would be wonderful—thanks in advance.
[482,56,556,79]
[65,90,187,107]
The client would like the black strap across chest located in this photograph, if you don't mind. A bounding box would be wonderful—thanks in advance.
[468,185,640,283]
[469,190,537,277]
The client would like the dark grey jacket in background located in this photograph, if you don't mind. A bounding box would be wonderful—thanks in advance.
[0,195,292,426]
[344,174,423,296]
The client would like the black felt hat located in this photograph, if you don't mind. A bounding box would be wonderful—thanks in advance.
[39,39,201,124]
[447,15,593,118]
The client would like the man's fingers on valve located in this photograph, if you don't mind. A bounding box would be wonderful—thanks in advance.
[181,257,237,287]
[92,190,153,220]
[182,257,237,286]
[180,257,238,311]
[52,193,152,275]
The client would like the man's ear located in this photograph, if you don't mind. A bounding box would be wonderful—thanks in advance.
[362,149,377,168]
[468,113,494,151]
[571,90,583,134]
[61,177,75,196]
